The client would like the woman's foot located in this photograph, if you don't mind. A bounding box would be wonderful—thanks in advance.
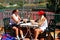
[15,37,20,40]
[16,36,20,40]
[22,36,25,40]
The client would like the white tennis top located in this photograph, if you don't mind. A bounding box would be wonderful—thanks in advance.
[10,14,19,24]
[39,19,48,31]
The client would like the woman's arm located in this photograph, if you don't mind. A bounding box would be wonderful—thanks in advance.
[18,15,21,20]
[11,15,20,23]
[38,18,46,26]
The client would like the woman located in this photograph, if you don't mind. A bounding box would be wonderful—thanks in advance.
[31,10,48,40]
[10,9,24,40]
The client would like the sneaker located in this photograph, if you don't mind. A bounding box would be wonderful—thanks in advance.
[17,37,20,40]
[22,37,25,40]
[15,37,20,40]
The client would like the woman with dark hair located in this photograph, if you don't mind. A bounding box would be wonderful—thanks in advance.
[31,10,48,40]
[10,9,24,40]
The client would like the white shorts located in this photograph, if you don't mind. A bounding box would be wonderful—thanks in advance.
[39,26,47,31]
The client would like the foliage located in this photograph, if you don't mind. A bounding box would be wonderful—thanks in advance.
[17,2,23,7]
[0,5,5,9]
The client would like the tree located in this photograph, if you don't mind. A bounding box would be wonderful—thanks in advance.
[0,5,5,9]
[47,0,58,12]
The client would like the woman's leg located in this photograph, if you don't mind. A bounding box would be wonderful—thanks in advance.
[12,26,19,37]
[19,29,24,38]
[34,28,42,40]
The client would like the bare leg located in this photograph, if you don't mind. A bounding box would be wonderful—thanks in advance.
[20,30,24,38]
[12,26,19,37]
[34,29,40,40]
[12,26,20,40]
[34,28,42,40]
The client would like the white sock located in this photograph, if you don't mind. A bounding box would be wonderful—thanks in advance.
[17,35,19,38]
[17,35,20,40]
[21,35,24,38]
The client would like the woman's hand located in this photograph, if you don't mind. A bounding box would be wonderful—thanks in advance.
[23,19,28,23]
[30,20,35,25]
